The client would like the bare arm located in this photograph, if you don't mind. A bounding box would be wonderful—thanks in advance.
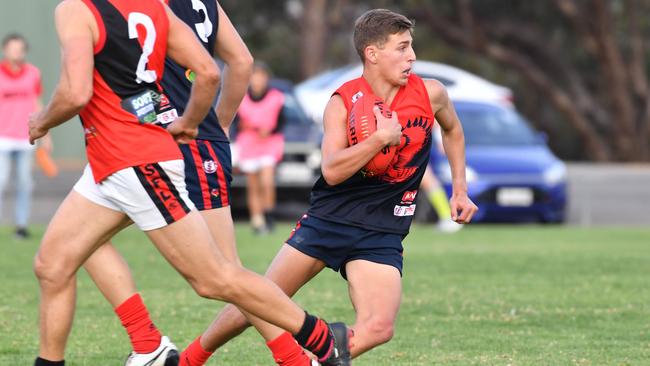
[424,79,478,223]
[164,5,220,141]
[320,95,401,185]
[213,3,253,135]
[29,0,95,144]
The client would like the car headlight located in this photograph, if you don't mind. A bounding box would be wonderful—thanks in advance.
[306,150,322,170]
[543,162,567,185]
[436,162,478,184]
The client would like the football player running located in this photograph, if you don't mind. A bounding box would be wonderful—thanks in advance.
[29,1,349,365]
[167,8,478,366]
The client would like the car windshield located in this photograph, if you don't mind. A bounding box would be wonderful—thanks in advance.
[454,101,539,146]
[282,93,312,125]
[299,65,357,89]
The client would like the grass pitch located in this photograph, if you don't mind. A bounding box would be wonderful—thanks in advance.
[1,224,649,365]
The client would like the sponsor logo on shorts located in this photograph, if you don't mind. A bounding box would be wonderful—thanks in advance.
[394,204,416,217]
[351,91,364,104]
[203,160,217,174]
[401,190,418,204]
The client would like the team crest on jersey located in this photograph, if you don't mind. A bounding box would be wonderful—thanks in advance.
[203,160,217,174]
[211,188,219,198]
[382,116,433,183]
[351,91,364,104]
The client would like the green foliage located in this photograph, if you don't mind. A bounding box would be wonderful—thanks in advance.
[2,224,650,365]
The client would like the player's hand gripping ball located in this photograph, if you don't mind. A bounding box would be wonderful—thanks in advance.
[347,95,397,176]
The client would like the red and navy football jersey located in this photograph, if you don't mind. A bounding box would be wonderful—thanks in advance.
[161,0,227,142]
[307,74,435,235]
[80,0,181,182]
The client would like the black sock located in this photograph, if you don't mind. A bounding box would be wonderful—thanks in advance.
[293,312,333,360]
[34,357,65,366]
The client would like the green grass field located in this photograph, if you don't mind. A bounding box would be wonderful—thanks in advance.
[1,224,649,365]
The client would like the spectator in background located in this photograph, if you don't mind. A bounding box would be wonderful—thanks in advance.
[0,33,50,239]
[236,62,285,234]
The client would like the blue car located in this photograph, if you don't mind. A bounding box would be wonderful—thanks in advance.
[431,100,568,223]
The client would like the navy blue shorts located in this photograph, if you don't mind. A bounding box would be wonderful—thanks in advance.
[286,214,404,279]
[179,139,232,211]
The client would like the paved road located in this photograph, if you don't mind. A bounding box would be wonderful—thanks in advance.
[2,163,649,227]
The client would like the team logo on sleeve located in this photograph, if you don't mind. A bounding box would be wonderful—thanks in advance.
[351,91,364,104]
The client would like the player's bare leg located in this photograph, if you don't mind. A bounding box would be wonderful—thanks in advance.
[200,206,241,264]
[83,239,176,366]
[145,210,337,350]
[34,191,128,361]
[188,244,325,365]
[345,260,402,357]
[84,237,135,307]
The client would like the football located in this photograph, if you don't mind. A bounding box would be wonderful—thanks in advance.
[347,94,397,176]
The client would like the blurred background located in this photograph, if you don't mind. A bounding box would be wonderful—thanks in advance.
[1,0,649,228]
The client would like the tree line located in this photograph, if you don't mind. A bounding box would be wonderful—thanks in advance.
[222,0,650,161]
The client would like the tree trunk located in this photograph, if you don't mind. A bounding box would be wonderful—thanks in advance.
[300,0,328,79]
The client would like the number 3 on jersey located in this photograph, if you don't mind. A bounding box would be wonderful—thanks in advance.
[191,0,213,43]
[128,12,157,84]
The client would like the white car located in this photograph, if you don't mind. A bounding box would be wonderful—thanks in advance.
[294,60,513,124]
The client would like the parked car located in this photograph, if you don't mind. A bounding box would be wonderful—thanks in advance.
[295,61,513,124]
[431,100,567,223]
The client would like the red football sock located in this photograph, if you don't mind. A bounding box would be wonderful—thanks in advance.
[114,293,162,354]
[179,337,213,366]
[267,332,313,366]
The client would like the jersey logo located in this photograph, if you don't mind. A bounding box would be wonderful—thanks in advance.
[351,91,363,104]
[401,190,418,204]
[394,204,416,217]
[185,69,196,83]
[383,116,433,183]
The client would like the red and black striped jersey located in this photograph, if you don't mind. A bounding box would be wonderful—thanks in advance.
[80,0,181,182]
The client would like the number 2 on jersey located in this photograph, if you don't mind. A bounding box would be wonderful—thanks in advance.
[128,12,157,84]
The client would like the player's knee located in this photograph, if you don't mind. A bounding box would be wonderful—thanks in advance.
[363,317,395,345]
[33,254,71,290]
[191,263,241,301]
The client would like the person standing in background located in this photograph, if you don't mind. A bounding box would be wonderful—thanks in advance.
[0,33,51,239]
[236,62,285,234]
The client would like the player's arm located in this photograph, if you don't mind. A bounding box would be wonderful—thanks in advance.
[29,0,95,144]
[213,2,253,135]
[164,5,220,142]
[320,95,401,185]
[424,79,478,223]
